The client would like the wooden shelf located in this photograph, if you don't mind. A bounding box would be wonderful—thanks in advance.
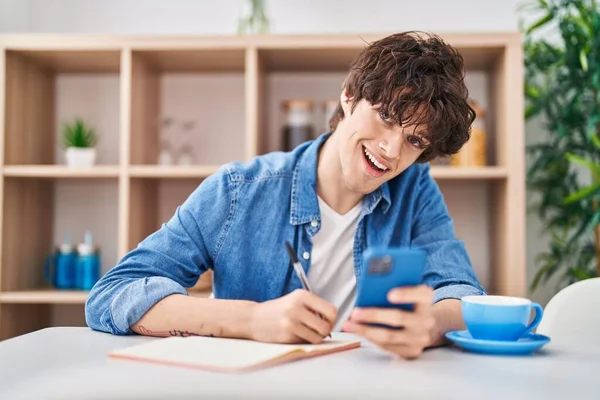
[0,289,212,304]
[133,49,245,72]
[0,290,89,304]
[430,166,507,180]
[1,33,515,71]
[129,165,220,178]
[6,49,120,73]
[3,165,121,178]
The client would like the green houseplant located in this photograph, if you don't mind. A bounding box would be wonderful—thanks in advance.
[522,0,600,291]
[62,118,99,167]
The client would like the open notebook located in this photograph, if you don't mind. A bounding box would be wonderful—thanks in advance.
[108,332,361,373]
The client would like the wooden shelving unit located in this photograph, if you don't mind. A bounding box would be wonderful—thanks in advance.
[3,165,121,178]
[430,166,508,180]
[0,33,525,340]
[129,165,220,178]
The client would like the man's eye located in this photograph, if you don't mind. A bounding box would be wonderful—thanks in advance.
[408,136,423,149]
[379,110,392,121]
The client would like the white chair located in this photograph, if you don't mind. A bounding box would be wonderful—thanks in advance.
[536,277,600,345]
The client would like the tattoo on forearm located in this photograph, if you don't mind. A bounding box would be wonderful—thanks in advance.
[137,325,215,338]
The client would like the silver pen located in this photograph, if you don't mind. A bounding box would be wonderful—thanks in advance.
[285,241,332,339]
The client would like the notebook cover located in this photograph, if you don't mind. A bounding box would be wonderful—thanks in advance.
[108,334,361,373]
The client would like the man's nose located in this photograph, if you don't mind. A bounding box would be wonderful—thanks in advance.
[379,135,402,159]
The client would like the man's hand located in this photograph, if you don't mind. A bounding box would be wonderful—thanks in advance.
[342,285,436,359]
[250,289,337,345]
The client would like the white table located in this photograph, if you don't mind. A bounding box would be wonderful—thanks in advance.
[0,327,597,399]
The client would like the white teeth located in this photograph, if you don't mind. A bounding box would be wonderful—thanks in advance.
[364,147,388,171]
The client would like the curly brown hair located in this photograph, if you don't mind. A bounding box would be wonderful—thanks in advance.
[329,31,476,163]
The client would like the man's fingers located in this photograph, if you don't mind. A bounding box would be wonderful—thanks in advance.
[296,306,332,337]
[292,321,325,344]
[342,321,410,345]
[387,285,434,311]
[295,290,337,324]
[379,344,425,360]
[350,307,420,328]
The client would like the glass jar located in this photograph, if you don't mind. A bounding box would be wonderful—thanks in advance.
[282,99,315,151]
[451,99,487,167]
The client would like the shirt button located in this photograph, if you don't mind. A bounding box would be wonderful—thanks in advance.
[311,220,318,228]
[303,252,310,260]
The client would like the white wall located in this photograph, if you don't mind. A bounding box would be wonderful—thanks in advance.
[2,0,523,34]
[1,1,558,306]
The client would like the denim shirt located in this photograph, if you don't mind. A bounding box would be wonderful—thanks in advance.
[85,133,486,335]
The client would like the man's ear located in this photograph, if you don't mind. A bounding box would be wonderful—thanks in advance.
[340,89,353,116]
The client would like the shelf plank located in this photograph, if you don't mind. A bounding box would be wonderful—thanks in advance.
[1,33,517,72]
[6,50,121,73]
[129,165,220,178]
[3,165,120,178]
[0,33,520,51]
[0,290,89,304]
[430,166,507,180]
[134,49,245,72]
[0,289,212,304]
[259,47,501,72]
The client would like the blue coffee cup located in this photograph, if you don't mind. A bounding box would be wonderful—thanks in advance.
[461,295,544,341]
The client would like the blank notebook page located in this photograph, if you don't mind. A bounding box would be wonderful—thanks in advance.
[108,332,361,371]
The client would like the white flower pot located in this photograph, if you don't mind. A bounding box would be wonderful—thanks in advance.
[65,147,97,167]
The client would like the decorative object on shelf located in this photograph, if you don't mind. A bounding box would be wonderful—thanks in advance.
[75,230,101,291]
[177,120,196,166]
[282,99,315,152]
[158,141,175,165]
[237,0,269,34]
[323,100,338,133]
[158,117,175,166]
[450,99,487,167]
[62,118,98,167]
[44,233,77,290]
[522,0,600,291]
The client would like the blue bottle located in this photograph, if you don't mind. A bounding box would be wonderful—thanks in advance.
[75,231,101,291]
[44,234,77,289]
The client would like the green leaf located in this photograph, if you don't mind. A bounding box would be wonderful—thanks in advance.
[574,15,593,37]
[61,118,98,148]
[579,50,588,71]
[525,103,539,119]
[565,153,600,180]
[525,85,540,99]
[564,182,600,204]
[531,257,555,291]
[588,211,600,231]
[590,134,600,150]
[526,13,554,34]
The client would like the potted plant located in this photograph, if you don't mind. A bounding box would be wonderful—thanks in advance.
[62,118,99,167]
[237,0,269,34]
[522,0,600,291]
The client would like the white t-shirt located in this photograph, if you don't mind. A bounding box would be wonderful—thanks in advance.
[308,196,362,331]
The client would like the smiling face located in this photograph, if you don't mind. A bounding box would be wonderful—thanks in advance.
[333,92,430,195]
[325,32,476,197]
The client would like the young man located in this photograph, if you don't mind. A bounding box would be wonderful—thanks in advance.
[85,31,485,360]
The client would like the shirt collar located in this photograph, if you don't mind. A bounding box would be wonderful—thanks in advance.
[290,133,392,226]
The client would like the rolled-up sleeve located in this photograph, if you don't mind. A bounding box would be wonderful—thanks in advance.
[85,167,234,335]
[410,165,487,303]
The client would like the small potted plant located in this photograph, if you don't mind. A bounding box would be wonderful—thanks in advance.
[62,118,98,167]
